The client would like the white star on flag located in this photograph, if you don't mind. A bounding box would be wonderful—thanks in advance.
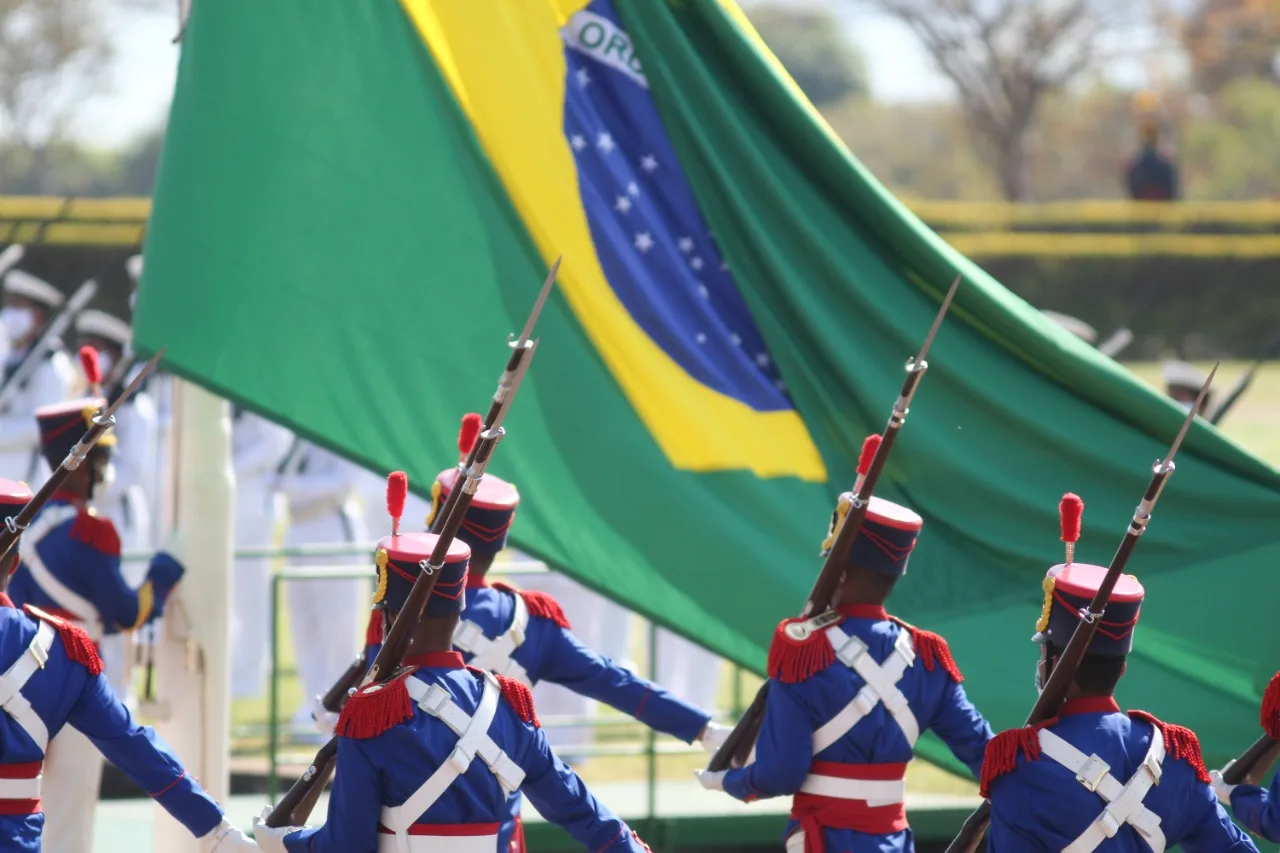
[696,284,709,298]
[695,332,708,344]
[635,232,654,252]
[690,257,704,271]
[755,353,770,367]
[640,154,659,172]
[576,68,591,88]
[627,181,640,197]
[729,333,742,346]
[615,196,632,213]
[677,237,694,253]
[775,379,788,392]
[570,135,587,151]
[720,260,729,271]
[597,133,615,153]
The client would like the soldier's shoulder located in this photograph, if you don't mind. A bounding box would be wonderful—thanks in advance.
[889,616,964,683]
[22,605,104,676]
[67,508,121,556]
[493,582,570,629]
[1127,710,1210,783]
[979,723,1053,797]
[766,614,840,684]
[335,669,417,740]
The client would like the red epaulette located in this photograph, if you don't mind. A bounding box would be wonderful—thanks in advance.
[492,582,570,629]
[364,609,383,647]
[890,617,964,683]
[767,617,835,684]
[1261,671,1280,739]
[979,721,1055,798]
[495,674,540,727]
[1128,710,1211,783]
[23,605,103,676]
[335,669,415,740]
[69,509,120,556]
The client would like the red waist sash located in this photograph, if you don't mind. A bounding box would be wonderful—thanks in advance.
[790,761,908,853]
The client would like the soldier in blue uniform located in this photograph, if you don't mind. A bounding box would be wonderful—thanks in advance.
[692,490,992,853]
[982,496,1257,852]
[252,472,652,853]
[1210,671,1280,841]
[7,394,186,853]
[0,477,255,852]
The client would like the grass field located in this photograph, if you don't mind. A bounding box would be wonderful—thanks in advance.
[224,361,1276,797]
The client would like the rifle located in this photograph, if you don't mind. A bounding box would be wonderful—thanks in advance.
[707,275,961,773]
[317,257,561,716]
[1207,332,1280,426]
[1221,736,1280,787]
[0,350,163,560]
[267,271,553,828]
[0,277,99,412]
[943,366,1217,853]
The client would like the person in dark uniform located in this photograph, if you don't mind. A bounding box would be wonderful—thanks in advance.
[1125,99,1179,202]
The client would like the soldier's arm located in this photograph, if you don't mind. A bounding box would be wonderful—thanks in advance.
[502,679,650,853]
[1178,776,1260,853]
[70,526,153,631]
[60,624,225,838]
[1228,769,1280,842]
[722,680,811,802]
[534,620,710,743]
[926,678,992,779]
[281,737,381,853]
[986,774,1054,852]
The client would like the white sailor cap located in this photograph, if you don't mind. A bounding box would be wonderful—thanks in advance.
[1041,310,1098,344]
[3,269,63,310]
[1162,360,1206,392]
[75,309,131,346]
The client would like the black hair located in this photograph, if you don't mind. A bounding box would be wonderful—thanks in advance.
[1045,642,1125,696]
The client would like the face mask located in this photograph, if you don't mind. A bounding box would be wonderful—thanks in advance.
[97,351,115,378]
[99,462,117,486]
[129,291,137,311]
[0,306,35,344]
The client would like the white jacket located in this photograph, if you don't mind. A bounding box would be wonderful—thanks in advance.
[0,348,76,483]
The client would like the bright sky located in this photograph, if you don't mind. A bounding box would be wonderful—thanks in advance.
[75,1,1173,148]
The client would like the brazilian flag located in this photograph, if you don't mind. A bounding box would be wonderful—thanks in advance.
[137,0,1280,769]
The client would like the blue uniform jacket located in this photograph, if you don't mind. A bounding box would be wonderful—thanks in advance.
[987,697,1257,852]
[1226,769,1280,842]
[0,594,223,849]
[722,605,991,853]
[10,497,167,635]
[287,652,648,853]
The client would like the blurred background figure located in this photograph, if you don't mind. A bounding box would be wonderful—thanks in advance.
[1125,90,1180,201]
[1163,360,1215,414]
[273,438,366,737]
[229,409,293,700]
[0,270,75,483]
[1041,310,1099,345]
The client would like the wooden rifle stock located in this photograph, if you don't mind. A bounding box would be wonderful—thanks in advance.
[1223,735,1280,787]
[943,368,1216,853]
[320,652,368,712]
[707,276,961,773]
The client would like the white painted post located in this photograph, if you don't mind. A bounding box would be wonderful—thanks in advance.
[152,379,234,851]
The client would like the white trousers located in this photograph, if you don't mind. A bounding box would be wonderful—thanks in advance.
[284,502,364,724]
[230,488,279,699]
[41,725,104,853]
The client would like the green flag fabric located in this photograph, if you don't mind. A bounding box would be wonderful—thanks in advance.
[135,0,1280,772]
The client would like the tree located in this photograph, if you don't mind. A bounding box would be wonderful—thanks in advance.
[745,3,868,107]
[865,0,1128,201]
[1174,0,1280,94]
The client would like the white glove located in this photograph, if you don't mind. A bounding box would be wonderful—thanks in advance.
[700,722,732,756]
[695,769,727,792]
[252,807,306,853]
[1210,768,1238,807]
[311,694,339,737]
[198,819,258,853]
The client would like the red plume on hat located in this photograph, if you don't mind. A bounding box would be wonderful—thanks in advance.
[457,413,483,463]
[1059,493,1083,564]
[853,434,881,492]
[79,345,102,396]
[386,471,407,537]
[1261,671,1280,740]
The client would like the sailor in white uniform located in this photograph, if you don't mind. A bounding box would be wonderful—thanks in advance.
[0,270,75,483]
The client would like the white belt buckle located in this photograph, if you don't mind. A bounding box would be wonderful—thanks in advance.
[448,744,474,773]
[893,631,915,667]
[421,685,451,715]
[1075,755,1110,793]
[1142,750,1163,785]
[29,641,48,670]
[836,636,867,668]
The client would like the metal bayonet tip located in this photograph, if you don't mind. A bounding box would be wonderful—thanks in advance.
[1162,362,1217,469]
[516,258,561,347]
[102,349,165,420]
[912,275,962,367]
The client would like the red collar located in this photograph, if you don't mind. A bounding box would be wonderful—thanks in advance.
[1059,696,1120,717]
[836,603,888,621]
[0,593,12,609]
[466,575,490,589]
[405,651,465,670]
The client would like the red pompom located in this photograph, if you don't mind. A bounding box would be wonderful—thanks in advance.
[70,510,121,556]
[24,606,103,676]
[1059,493,1083,545]
[386,471,407,528]
[496,674,540,727]
[767,618,836,683]
[1129,710,1211,783]
[78,346,102,387]
[980,723,1053,797]
[494,583,570,629]
[458,413,483,459]
[892,618,963,683]
[1261,671,1280,739]
[336,673,414,739]
[857,434,881,477]
[364,610,384,647]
